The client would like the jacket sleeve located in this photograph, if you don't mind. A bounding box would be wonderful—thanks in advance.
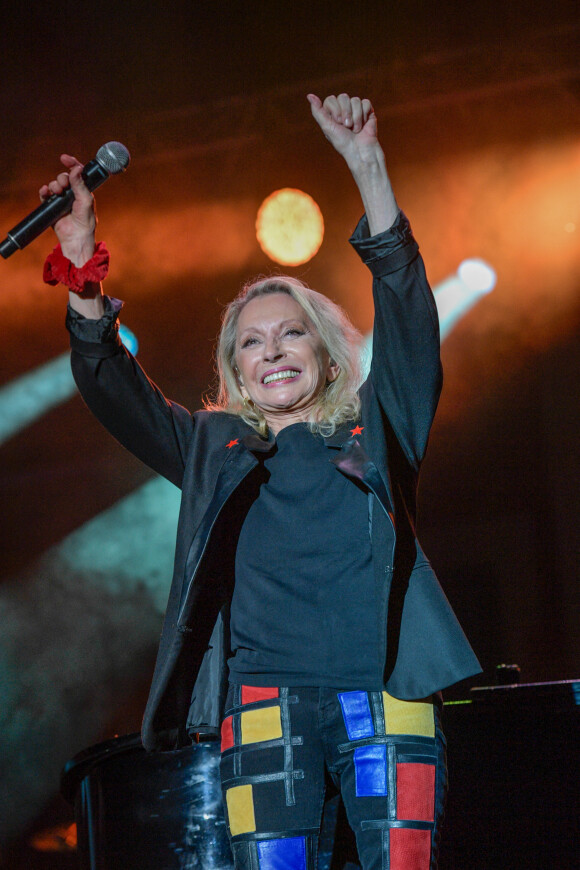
[350,211,443,471]
[67,297,194,488]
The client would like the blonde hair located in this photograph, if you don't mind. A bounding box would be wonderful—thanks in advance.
[206,276,362,436]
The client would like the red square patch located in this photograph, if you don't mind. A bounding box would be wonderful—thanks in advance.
[220,715,234,752]
[390,827,431,869]
[396,762,436,822]
[241,685,279,705]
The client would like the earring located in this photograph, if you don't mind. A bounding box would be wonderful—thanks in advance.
[243,396,256,412]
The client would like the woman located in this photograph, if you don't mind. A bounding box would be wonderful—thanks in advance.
[42,93,480,869]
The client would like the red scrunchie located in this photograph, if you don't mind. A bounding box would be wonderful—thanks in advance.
[43,241,110,294]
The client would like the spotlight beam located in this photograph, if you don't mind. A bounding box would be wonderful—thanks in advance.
[0,325,137,446]
[0,476,178,842]
[0,353,75,445]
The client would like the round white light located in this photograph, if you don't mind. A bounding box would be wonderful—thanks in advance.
[457,258,497,294]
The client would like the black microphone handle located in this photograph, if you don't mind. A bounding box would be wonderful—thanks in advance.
[0,159,110,259]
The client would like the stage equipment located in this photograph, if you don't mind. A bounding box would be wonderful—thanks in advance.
[439,678,579,870]
[61,735,234,870]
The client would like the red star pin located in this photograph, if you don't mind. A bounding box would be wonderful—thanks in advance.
[350,425,364,436]
[226,438,239,449]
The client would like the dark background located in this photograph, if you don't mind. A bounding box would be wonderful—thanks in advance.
[0,1,578,865]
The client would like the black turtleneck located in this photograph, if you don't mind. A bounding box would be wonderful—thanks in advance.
[228,422,381,689]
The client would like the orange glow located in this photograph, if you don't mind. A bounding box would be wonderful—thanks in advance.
[1,138,578,428]
[30,822,77,852]
[0,198,263,315]
[110,200,260,283]
[256,188,324,266]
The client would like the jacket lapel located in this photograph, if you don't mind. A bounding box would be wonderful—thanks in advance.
[178,424,272,624]
[327,425,395,520]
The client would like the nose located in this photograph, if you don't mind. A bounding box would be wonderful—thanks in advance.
[263,336,284,362]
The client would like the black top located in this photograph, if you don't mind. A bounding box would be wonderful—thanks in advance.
[228,422,382,688]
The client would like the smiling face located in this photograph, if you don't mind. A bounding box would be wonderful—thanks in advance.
[234,292,339,433]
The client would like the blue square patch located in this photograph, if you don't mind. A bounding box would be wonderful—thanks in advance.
[354,745,388,796]
[338,691,375,740]
[257,836,307,870]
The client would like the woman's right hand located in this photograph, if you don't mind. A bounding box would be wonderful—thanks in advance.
[41,155,105,317]
[39,155,96,267]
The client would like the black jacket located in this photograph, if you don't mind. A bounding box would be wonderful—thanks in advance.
[68,212,481,751]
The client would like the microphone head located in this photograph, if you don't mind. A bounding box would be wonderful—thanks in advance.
[96,142,131,175]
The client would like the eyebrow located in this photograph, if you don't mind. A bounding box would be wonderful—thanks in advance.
[238,318,309,336]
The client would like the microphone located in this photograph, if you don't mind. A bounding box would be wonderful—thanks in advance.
[0,142,131,259]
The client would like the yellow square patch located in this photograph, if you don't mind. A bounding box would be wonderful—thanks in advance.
[382,692,435,738]
[226,784,256,836]
[240,704,283,744]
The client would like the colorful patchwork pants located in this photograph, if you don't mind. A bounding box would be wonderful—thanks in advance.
[220,685,447,870]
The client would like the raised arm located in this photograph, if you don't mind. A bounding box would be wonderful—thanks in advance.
[39,155,105,319]
[39,156,193,487]
[307,93,398,235]
[309,92,441,469]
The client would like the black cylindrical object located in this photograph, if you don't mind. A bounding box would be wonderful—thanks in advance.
[61,734,233,870]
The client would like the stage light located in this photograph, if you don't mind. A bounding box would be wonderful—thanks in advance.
[436,258,496,340]
[0,325,138,446]
[118,324,138,356]
[256,188,324,266]
[457,258,497,294]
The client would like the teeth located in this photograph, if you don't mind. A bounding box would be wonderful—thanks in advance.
[263,369,300,384]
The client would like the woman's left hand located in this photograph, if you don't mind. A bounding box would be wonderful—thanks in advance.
[307,93,379,168]
[308,92,398,235]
